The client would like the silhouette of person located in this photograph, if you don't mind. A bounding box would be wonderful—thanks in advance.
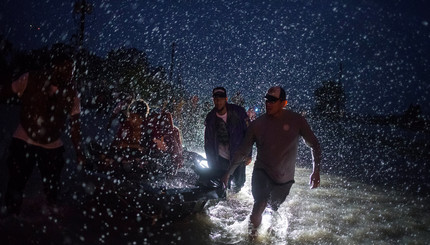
[1,53,85,215]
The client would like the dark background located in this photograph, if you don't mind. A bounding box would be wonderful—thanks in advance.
[1,0,430,115]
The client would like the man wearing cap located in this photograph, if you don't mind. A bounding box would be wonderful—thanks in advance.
[221,86,321,236]
[204,87,251,192]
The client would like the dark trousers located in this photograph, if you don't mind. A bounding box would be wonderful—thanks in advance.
[232,163,246,189]
[217,157,246,190]
[5,138,65,215]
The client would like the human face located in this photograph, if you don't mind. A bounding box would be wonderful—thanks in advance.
[213,97,227,114]
[265,98,285,117]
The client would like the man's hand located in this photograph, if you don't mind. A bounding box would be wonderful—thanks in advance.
[244,156,252,166]
[153,136,167,151]
[221,172,230,190]
[309,171,320,189]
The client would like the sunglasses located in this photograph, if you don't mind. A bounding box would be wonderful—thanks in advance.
[264,94,281,104]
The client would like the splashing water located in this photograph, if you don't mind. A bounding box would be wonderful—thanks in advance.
[202,165,429,244]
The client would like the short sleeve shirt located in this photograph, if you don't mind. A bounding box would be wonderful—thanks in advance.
[11,72,81,149]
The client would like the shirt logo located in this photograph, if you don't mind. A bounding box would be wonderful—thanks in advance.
[283,124,290,131]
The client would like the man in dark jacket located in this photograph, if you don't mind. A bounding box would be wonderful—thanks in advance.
[204,87,250,192]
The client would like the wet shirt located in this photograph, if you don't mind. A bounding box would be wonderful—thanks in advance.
[11,72,80,149]
[233,110,320,184]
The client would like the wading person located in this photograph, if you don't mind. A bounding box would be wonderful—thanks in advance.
[204,87,250,192]
[1,54,85,216]
[221,86,321,237]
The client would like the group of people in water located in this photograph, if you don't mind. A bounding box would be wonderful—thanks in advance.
[1,53,322,239]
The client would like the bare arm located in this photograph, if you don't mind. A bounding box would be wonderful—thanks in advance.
[221,125,255,187]
[300,117,321,188]
[1,73,29,100]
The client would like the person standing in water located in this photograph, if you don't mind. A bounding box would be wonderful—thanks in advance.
[1,53,85,215]
[222,86,321,236]
[204,87,251,192]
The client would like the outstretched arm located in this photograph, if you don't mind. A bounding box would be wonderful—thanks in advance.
[300,117,321,189]
[308,135,321,189]
[221,126,255,188]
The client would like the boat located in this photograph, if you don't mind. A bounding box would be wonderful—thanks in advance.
[74,142,226,224]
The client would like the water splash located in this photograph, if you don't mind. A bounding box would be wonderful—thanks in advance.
[204,166,429,244]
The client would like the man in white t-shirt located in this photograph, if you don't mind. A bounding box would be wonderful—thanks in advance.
[204,87,250,192]
[0,54,85,215]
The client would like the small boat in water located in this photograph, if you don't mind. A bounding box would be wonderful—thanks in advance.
[75,142,226,224]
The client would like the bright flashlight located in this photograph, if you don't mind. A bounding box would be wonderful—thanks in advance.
[199,159,209,168]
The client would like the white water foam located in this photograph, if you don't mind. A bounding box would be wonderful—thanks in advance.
[205,166,429,244]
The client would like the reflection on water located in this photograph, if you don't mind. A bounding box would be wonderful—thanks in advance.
[202,166,429,244]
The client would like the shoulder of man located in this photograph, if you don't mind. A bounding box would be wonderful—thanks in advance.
[227,103,245,111]
[204,108,216,126]
[17,70,51,96]
[227,103,248,117]
[249,113,266,126]
[283,109,311,126]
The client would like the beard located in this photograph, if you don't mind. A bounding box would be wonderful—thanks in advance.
[216,105,226,113]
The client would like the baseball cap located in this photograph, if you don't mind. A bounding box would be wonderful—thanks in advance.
[212,87,227,98]
[264,86,286,102]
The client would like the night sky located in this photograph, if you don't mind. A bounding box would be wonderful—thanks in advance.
[2,0,430,115]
